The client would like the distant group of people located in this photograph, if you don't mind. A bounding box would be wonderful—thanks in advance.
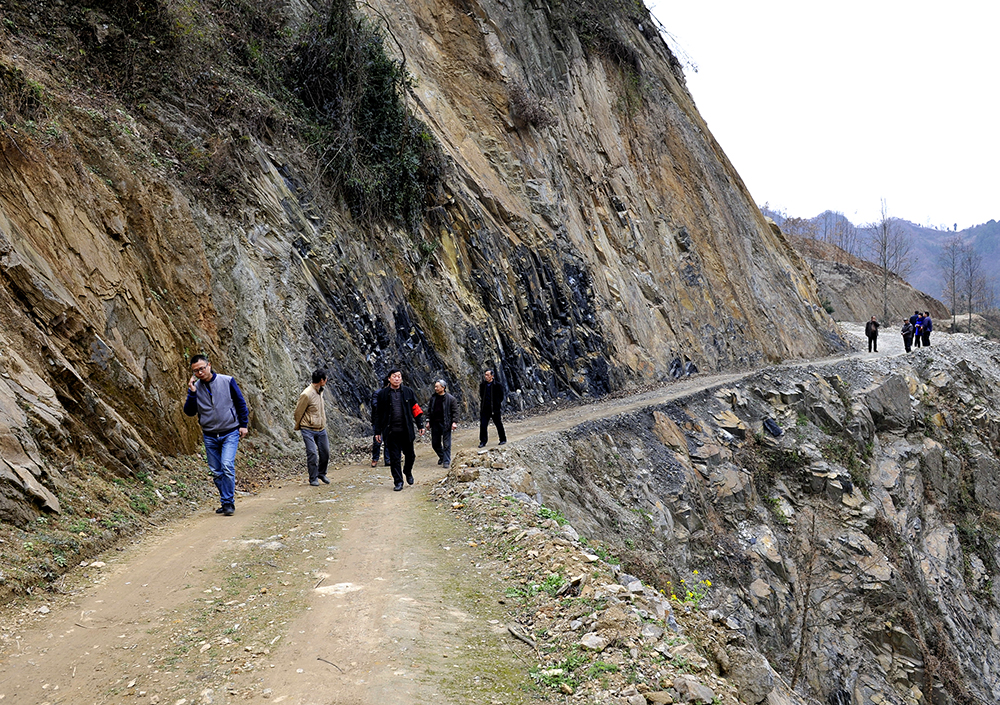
[901,311,932,352]
[863,311,933,355]
[184,357,510,511]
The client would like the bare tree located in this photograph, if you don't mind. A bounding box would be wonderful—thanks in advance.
[782,217,819,239]
[960,245,989,334]
[938,236,964,330]
[819,211,860,262]
[865,200,911,322]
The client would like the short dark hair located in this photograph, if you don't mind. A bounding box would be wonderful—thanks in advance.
[312,368,328,384]
[388,368,402,378]
[190,354,209,366]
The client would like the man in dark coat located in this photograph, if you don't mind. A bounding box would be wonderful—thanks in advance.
[427,380,458,469]
[478,369,507,447]
[901,319,915,353]
[370,375,389,468]
[374,369,425,491]
[864,316,880,353]
[921,311,933,347]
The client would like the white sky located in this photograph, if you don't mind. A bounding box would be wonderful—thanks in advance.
[646,1,1000,229]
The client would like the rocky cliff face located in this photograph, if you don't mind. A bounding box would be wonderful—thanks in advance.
[0,0,841,523]
[474,334,1000,705]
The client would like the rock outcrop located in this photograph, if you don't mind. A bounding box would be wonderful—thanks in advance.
[0,0,841,522]
[466,334,1000,704]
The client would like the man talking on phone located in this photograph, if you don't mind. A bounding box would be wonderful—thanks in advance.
[183,354,249,516]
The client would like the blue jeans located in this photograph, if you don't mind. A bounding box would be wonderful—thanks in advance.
[301,428,330,481]
[203,429,240,507]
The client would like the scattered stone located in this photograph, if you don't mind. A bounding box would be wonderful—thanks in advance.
[672,675,715,704]
[580,632,608,651]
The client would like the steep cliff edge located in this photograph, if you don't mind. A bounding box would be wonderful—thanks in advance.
[0,4,839,527]
[466,333,1000,705]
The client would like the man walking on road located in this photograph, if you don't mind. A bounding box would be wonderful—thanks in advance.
[428,380,458,469]
[864,316,880,353]
[294,368,330,486]
[374,369,425,491]
[479,369,506,447]
[183,355,249,516]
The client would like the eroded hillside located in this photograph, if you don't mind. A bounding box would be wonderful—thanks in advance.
[0,0,842,528]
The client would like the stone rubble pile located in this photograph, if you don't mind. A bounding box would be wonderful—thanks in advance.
[431,461,801,705]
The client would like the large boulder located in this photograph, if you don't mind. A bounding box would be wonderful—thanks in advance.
[864,375,912,431]
[724,647,776,704]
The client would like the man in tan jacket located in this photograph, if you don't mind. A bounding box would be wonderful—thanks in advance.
[293,368,329,486]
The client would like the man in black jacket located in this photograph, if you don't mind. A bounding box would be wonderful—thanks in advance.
[428,380,458,469]
[374,369,425,491]
[478,369,506,447]
[864,316,880,353]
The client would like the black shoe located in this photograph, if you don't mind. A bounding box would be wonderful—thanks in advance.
[393,483,404,491]
[478,442,486,448]
[309,479,320,486]
[499,440,507,445]
[215,507,225,514]
[318,475,330,484]
[223,505,235,516]
[443,462,450,469]
[405,472,414,485]
[437,458,444,465]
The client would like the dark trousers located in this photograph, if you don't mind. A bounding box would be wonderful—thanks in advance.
[903,335,913,353]
[867,335,877,352]
[384,431,415,486]
[921,332,930,347]
[480,411,506,444]
[301,429,329,482]
[371,435,388,464]
[914,334,922,348]
[431,423,452,465]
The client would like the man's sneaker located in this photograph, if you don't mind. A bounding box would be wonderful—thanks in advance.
[405,472,414,485]
[223,505,235,516]
[499,440,507,445]
[215,507,225,514]
[318,475,330,484]
[478,442,486,448]
[443,462,450,469]
[393,483,404,491]
[309,479,320,486]
[437,458,444,465]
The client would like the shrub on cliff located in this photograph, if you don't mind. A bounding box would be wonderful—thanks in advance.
[284,0,444,231]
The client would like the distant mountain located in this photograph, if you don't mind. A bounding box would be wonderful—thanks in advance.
[763,207,1000,304]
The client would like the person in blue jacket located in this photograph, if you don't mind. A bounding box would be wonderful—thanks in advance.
[183,355,249,516]
[921,311,933,347]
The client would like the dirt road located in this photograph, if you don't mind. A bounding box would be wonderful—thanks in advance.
[0,343,885,704]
